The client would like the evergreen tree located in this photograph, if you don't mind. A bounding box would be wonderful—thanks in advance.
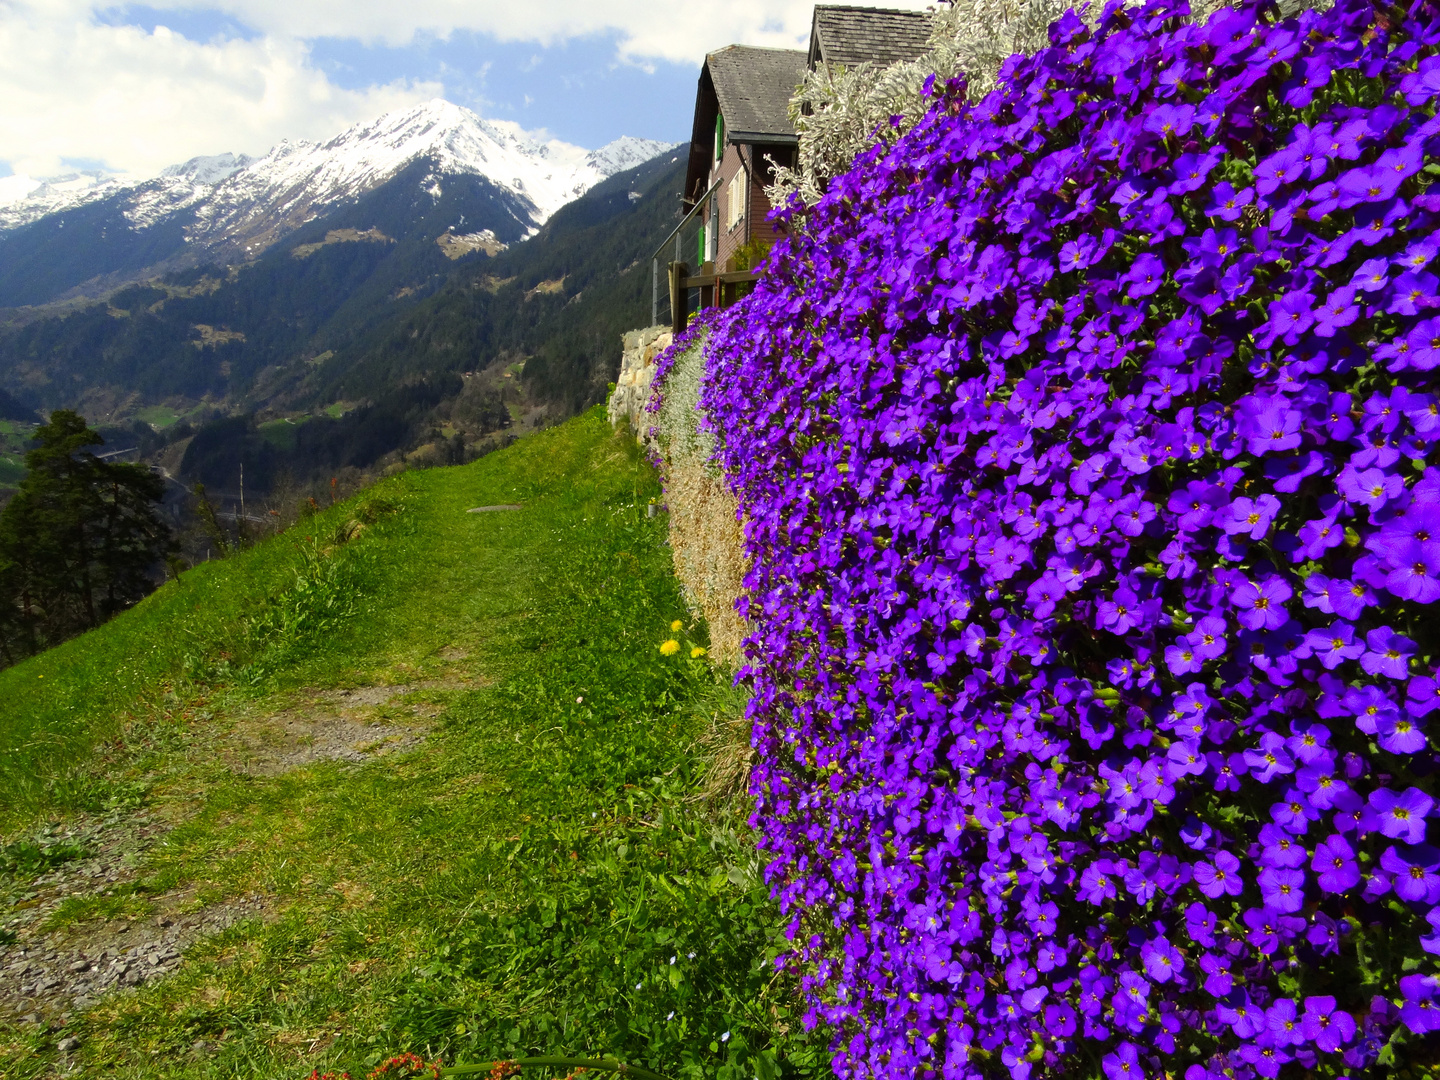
[0,410,172,662]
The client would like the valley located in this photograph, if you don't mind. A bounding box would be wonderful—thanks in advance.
[0,106,686,511]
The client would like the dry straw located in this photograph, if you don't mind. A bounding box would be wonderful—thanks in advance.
[645,331,750,674]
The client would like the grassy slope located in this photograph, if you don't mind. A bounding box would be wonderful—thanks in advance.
[0,409,819,1080]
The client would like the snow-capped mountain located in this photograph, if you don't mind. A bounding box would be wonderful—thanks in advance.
[0,170,138,231]
[183,99,674,255]
[0,99,674,254]
[161,152,255,185]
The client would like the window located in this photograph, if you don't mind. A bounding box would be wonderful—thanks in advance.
[727,175,747,232]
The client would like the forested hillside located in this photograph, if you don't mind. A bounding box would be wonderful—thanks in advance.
[0,150,686,495]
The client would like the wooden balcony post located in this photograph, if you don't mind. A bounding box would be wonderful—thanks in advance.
[669,261,689,335]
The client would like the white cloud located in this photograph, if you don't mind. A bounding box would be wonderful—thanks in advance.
[108,0,935,64]
[0,0,935,179]
[0,3,442,178]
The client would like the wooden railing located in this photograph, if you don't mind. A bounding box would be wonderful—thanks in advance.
[666,262,759,334]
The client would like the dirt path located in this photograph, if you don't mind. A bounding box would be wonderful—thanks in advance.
[1,677,459,1028]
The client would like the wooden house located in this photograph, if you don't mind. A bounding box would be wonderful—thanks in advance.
[682,45,808,276]
[665,6,931,329]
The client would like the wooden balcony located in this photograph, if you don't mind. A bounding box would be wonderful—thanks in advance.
[667,261,760,334]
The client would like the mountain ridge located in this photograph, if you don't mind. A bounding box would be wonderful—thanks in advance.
[0,100,676,308]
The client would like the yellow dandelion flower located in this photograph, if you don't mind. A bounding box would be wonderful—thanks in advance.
[670,619,683,632]
[659,639,680,656]
[690,645,707,658]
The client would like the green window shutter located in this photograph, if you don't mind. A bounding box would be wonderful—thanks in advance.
[698,222,706,266]
[715,113,725,162]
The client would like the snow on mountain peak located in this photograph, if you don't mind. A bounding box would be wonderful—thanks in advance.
[0,99,677,258]
[161,153,255,185]
[586,136,679,178]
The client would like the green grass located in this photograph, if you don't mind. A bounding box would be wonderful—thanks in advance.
[0,454,22,487]
[257,417,300,451]
[134,407,182,430]
[0,408,818,1080]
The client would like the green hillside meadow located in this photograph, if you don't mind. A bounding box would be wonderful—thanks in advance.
[0,409,820,1080]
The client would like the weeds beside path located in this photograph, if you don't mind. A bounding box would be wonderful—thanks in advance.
[0,409,819,1080]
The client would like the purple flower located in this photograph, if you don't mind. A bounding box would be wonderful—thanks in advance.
[1265,998,1301,1047]
[1398,237,1439,272]
[1259,823,1306,868]
[1122,254,1167,297]
[1169,481,1226,531]
[1102,1042,1144,1080]
[1301,996,1357,1052]
[1360,626,1415,680]
[1079,861,1119,905]
[1205,182,1254,220]
[1311,835,1361,892]
[1257,866,1305,913]
[1097,586,1144,635]
[1232,576,1292,631]
[1217,991,1266,1038]
[1336,163,1404,207]
[1295,519,1344,560]
[1140,936,1183,983]
[1222,495,1280,539]
[1144,104,1194,139]
[1305,622,1364,669]
[1381,844,1440,904]
[1236,395,1302,454]
[1314,286,1360,336]
[1370,788,1434,844]
[1400,974,1440,1034]
[1194,851,1243,898]
[1272,790,1319,833]
[1243,732,1294,783]
[1389,270,1439,316]
[1352,256,1391,292]
[1183,615,1227,660]
[1377,706,1427,754]
[1384,541,1440,602]
[1424,909,1440,954]
[1349,690,1399,745]
[1337,465,1405,512]
[1329,578,1377,620]
[1259,291,1315,346]
[1402,56,1440,104]
[1164,642,1202,675]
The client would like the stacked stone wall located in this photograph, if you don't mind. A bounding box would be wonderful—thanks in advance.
[606,325,671,435]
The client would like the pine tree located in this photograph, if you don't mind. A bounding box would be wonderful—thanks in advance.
[0,410,172,661]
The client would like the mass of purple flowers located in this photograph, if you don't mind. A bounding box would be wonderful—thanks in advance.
[647,0,1440,1074]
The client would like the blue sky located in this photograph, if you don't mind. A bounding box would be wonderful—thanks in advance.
[0,1,930,181]
[305,32,698,148]
[94,4,700,146]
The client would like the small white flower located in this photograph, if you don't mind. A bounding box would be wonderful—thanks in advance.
[687,951,695,959]
[669,955,677,965]
[666,1012,675,1021]
[720,1031,730,1043]
[636,981,643,990]
[576,696,584,704]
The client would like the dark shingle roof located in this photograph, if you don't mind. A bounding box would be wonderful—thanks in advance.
[706,45,808,140]
[808,5,931,68]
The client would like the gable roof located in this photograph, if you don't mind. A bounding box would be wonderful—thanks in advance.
[807,5,931,68]
[707,45,809,141]
[685,44,807,203]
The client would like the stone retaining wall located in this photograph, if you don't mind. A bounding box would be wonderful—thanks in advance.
[606,325,671,434]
